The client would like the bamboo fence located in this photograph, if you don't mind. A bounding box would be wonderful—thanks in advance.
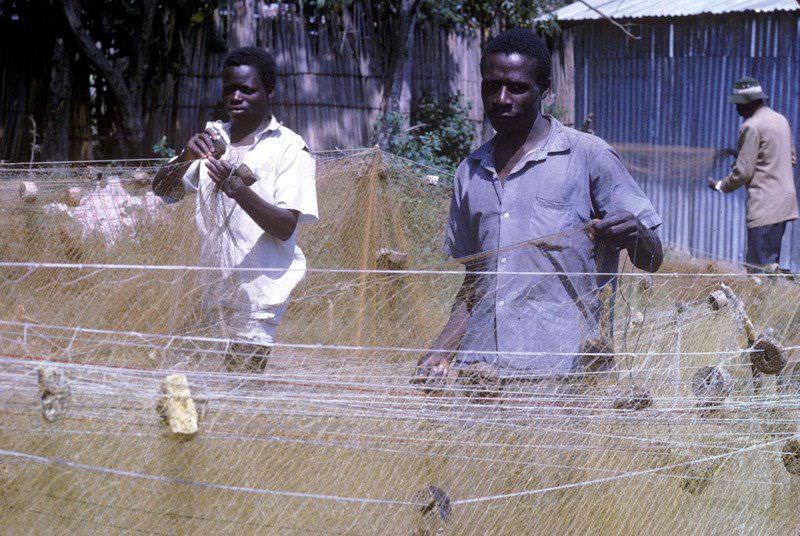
[1,5,488,161]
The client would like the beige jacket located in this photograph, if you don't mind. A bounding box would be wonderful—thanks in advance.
[719,106,798,228]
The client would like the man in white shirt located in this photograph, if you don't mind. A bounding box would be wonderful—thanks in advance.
[153,47,318,372]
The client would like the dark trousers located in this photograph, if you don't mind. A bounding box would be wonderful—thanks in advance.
[746,221,786,272]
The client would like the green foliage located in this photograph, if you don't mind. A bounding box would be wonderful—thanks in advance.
[378,93,474,173]
[303,0,565,33]
[152,136,177,158]
[420,0,567,31]
[543,101,567,122]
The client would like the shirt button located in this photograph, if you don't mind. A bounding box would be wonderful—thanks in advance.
[503,212,510,219]
[500,257,507,264]
[498,300,505,307]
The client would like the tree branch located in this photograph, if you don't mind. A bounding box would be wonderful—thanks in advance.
[59,0,133,103]
[575,0,640,40]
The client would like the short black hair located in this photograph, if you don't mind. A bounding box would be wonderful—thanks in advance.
[481,29,551,84]
[224,47,277,92]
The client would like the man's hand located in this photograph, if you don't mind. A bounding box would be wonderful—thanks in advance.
[411,352,451,391]
[410,284,470,391]
[714,147,738,159]
[185,128,221,160]
[707,177,720,191]
[206,157,248,198]
[592,211,663,272]
[591,210,645,249]
[205,156,233,185]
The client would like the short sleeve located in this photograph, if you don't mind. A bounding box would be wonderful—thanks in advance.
[590,144,662,230]
[273,143,318,224]
[443,163,474,260]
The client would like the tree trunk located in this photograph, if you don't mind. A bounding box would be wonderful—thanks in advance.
[119,100,145,157]
[376,0,421,148]
[229,0,257,49]
[59,0,155,157]
[42,37,72,161]
[72,58,92,160]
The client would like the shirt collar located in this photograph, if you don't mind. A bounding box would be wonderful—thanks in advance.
[468,115,572,173]
[212,116,282,144]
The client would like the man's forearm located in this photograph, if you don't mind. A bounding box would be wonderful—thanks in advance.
[152,153,194,198]
[426,272,477,362]
[230,186,298,240]
[718,172,749,192]
[719,126,758,192]
[428,300,469,360]
[626,226,663,272]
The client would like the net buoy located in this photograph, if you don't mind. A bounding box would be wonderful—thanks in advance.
[63,187,82,207]
[211,133,227,159]
[679,461,722,495]
[457,362,502,402]
[781,439,800,476]
[131,170,150,185]
[613,387,653,411]
[630,310,645,329]
[234,163,258,186]
[707,290,728,311]
[413,485,451,536]
[639,275,654,291]
[156,374,198,440]
[19,181,38,202]
[37,367,70,422]
[691,366,733,401]
[412,360,450,395]
[376,248,408,270]
[575,338,614,378]
[750,335,787,375]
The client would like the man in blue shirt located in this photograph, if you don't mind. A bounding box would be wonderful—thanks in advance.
[415,29,663,384]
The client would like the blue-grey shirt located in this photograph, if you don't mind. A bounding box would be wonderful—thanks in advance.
[445,118,661,377]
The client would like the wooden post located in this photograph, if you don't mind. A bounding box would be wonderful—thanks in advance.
[228,0,257,49]
[546,29,576,127]
[559,29,576,127]
[354,147,382,347]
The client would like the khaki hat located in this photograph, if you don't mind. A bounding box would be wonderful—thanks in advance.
[729,77,769,104]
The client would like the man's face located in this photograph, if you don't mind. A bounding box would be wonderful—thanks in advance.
[481,52,550,136]
[735,100,761,118]
[222,65,271,124]
[735,103,748,118]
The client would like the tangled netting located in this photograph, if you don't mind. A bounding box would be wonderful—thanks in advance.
[1,149,799,535]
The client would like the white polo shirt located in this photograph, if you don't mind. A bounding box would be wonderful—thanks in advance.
[175,117,318,321]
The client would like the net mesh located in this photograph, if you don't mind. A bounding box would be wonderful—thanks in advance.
[1,149,799,535]
[615,144,725,181]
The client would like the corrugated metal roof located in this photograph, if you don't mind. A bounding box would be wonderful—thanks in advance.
[548,0,799,21]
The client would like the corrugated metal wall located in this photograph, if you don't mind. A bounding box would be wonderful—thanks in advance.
[572,12,800,269]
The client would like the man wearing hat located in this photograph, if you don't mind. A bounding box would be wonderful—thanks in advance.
[708,77,798,272]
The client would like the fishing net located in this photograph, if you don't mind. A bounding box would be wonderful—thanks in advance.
[615,144,726,182]
[1,149,799,535]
